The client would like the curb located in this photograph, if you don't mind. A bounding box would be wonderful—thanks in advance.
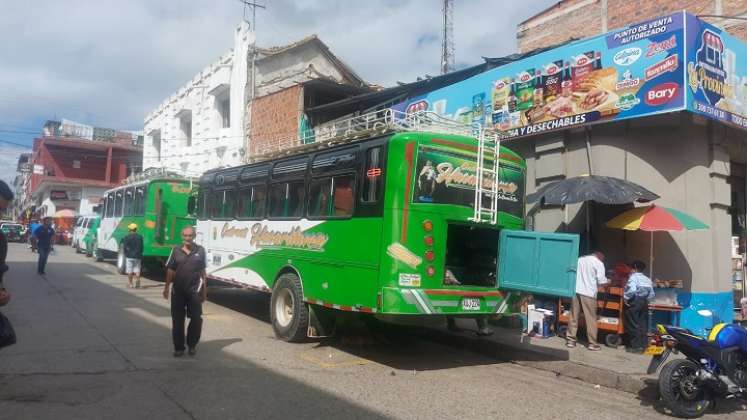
[421,327,651,395]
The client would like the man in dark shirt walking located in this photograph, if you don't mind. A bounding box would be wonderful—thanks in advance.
[33,217,55,275]
[163,226,207,357]
[122,223,144,288]
[0,181,14,308]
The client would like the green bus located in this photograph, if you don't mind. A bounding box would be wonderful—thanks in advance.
[196,120,578,341]
[96,173,196,273]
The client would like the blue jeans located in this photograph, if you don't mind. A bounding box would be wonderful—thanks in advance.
[37,247,50,274]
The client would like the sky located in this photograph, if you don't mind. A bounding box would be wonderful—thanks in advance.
[0,0,556,184]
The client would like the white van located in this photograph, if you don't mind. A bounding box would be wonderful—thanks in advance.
[72,215,97,253]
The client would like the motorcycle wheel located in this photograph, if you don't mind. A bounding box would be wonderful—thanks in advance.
[659,358,711,418]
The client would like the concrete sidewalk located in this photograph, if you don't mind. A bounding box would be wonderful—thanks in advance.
[426,318,661,395]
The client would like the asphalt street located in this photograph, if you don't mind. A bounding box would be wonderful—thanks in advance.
[0,244,744,419]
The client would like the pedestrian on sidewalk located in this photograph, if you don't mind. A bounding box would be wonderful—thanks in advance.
[33,217,55,275]
[163,226,207,357]
[0,181,13,306]
[122,223,143,288]
[566,251,609,351]
[623,260,655,353]
[28,220,39,253]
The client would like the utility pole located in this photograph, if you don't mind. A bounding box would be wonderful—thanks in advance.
[237,0,265,30]
[441,0,455,74]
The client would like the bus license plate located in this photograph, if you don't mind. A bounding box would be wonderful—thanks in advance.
[462,297,480,311]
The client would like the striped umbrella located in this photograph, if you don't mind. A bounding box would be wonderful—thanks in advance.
[606,205,709,278]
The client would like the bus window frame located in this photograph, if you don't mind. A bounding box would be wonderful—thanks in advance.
[236,183,267,221]
[268,180,305,220]
[123,187,135,217]
[307,173,356,220]
[105,193,115,218]
[114,189,124,217]
[212,188,238,221]
[134,185,147,216]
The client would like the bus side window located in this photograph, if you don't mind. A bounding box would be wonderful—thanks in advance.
[308,179,332,217]
[105,193,115,218]
[269,182,304,219]
[124,187,134,217]
[238,185,266,219]
[115,190,124,217]
[361,147,383,203]
[222,190,237,219]
[209,190,223,220]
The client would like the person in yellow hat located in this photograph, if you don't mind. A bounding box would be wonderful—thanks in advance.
[123,223,144,288]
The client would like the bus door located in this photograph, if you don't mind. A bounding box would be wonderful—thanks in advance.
[154,186,164,245]
[497,230,579,298]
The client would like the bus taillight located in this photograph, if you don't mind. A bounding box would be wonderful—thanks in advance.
[424,250,435,261]
[424,235,434,247]
[423,220,433,232]
[426,266,435,277]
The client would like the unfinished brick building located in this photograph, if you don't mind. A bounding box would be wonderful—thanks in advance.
[517,0,747,52]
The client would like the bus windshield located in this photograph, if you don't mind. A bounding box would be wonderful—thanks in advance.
[412,145,525,218]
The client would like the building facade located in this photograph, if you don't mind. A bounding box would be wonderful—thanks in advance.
[518,0,747,52]
[143,23,253,177]
[247,35,368,157]
[29,124,142,218]
[143,24,368,174]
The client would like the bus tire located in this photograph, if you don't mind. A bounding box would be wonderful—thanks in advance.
[270,272,309,343]
[116,245,126,275]
[94,242,103,262]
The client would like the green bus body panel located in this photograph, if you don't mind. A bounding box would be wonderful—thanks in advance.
[220,217,383,309]
[498,230,579,298]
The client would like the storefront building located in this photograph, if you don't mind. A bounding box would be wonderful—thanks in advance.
[394,12,747,335]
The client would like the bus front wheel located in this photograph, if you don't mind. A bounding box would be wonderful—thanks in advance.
[270,273,309,342]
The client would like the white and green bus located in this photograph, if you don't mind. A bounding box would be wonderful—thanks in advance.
[95,172,195,273]
[196,111,580,342]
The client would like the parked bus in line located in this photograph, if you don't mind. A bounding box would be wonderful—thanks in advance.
[195,111,579,341]
[72,214,98,253]
[95,171,196,273]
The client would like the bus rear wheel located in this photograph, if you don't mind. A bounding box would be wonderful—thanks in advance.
[270,273,309,342]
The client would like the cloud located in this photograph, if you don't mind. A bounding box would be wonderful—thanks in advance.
[0,0,555,140]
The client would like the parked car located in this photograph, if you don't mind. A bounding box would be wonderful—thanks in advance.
[72,215,99,253]
[0,223,26,243]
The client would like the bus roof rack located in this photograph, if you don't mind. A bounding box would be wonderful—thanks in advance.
[122,167,197,185]
[248,108,499,163]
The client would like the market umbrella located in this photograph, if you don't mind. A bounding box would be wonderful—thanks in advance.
[527,175,659,205]
[606,204,709,278]
[527,175,659,251]
[53,209,76,218]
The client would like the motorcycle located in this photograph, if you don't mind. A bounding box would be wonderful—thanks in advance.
[646,310,747,418]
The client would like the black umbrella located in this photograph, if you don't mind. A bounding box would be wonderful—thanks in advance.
[527,175,659,205]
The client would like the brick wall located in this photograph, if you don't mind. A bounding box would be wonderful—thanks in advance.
[518,0,747,52]
[249,85,303,157]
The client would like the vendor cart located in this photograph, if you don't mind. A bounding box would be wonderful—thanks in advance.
[557,285,626,348]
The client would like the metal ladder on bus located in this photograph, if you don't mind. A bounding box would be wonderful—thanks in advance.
[470,130,501,224]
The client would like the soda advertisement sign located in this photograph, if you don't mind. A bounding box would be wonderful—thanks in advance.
[686,15,747,129]
[395,13,687,140]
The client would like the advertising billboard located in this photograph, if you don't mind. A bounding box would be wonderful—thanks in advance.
[395,13,688,140]
[686,14,747,129]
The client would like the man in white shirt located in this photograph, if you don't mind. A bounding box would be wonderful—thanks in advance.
[566,251,609,351]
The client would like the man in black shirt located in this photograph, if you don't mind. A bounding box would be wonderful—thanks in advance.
[163,226,207,357]
[0,181,13,308]
[122,223,144,288]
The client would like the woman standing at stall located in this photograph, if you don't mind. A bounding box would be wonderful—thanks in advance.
[624,261,655,353]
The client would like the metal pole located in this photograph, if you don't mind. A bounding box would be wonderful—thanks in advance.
[650,230,654,279]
